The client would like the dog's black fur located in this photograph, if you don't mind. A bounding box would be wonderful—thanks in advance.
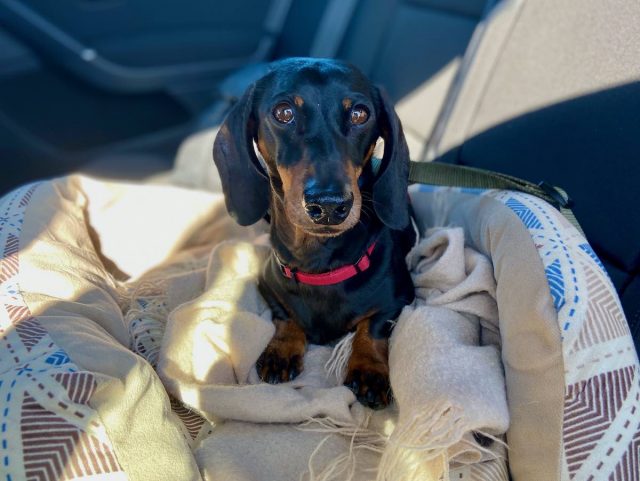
[213,58,415,409]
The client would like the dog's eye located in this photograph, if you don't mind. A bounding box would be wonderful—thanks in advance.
[273,103,295,124]
[350,105,369,125]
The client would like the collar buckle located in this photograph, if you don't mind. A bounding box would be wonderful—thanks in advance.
[279,262,294,279]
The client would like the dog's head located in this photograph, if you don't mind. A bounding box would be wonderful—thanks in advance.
[213,58,410,236]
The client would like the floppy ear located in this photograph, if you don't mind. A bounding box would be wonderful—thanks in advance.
[373,87,410,230]
[213,84,270,226]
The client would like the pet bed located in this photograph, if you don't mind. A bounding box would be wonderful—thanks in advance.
[0,172,637,481]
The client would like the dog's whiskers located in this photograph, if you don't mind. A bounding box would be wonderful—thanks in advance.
[360,192,385,211]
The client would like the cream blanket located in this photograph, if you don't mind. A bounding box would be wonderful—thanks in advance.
[152,225,509,481]
[9,175,635,481]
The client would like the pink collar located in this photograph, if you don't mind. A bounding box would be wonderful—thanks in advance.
[277,241,377,286]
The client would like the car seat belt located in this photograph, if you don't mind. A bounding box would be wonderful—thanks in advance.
[423,0,511,162]
[195,0,293,126]
[309,0,360,58]
[224,0,359,93]
[199,0,360,128]
[407,160,585,236]
[255,0,360,61]
[252,0,295,61]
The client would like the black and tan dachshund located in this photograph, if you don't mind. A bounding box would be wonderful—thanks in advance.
[213,58,415,409]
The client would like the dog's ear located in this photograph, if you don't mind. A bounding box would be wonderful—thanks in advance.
[213,84,270,226]
[373,86,410,230]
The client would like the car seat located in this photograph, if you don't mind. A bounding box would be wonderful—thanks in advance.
[2,1,639,480]
[426,0,640,348]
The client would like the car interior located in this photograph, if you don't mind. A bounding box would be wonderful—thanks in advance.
[1,2,640,479]
[1,0,637,349]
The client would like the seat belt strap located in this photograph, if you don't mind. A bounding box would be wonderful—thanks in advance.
[309,0,360,58]
[408,161,585,236]
[252,0,295,61]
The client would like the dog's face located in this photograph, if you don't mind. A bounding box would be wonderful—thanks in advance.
[214,58,410,235]
[254,60,380,236]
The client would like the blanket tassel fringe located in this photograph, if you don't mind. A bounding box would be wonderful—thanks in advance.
[376,403,467,481]
[297,403,469,481]
[317,329,478,481]
[298,414,385,481]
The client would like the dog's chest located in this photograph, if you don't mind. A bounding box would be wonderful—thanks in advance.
[279,262,410,344]
[261,228,415,344]
[286,285,364,344]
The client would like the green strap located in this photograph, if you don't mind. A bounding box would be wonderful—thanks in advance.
[408,161,585,236]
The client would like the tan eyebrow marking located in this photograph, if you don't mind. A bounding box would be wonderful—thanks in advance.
[294,95,304,107]
[363,142,376,165]
[342,98,353,110]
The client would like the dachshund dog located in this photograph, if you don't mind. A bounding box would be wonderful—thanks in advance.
[213,58,415,409]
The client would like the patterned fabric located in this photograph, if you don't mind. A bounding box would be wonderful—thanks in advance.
[413,185,640,480]
[0,185,126,481]
[489,191,640,481]
[126,282,210,445]
[2,179,638,480]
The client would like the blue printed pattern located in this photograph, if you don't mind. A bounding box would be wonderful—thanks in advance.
[413,184,640,481]
[504,197,543,229]
[0,184,122,481]
[45,350,71,366]
[490,190,638,481]
[498,191,583,335]
[579,243,605,271]
[545,259,566,310]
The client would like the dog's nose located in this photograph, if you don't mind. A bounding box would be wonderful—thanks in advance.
[303,191,354,225]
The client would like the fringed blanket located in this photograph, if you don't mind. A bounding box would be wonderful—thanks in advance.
[4,175,636,481]
[152,227,509,481]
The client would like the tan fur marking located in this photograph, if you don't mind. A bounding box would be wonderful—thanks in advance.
[344,318,391,407]
[294,95,304,107]
[346,162,363,222]
[364,142,376,165]
[276,160,363,241]
[349,319,389,368]
[276,162,307,204]
[342,98,353,110]
[258,319,307,383]
[257,135,272,164]
[270,319,307,355]
[276,162,314,240]
[346,308,379,332]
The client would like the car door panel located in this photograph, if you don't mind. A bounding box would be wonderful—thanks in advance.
[0,0,276,193]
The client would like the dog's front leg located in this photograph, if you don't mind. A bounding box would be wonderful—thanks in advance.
[344,319,391,409]
[257,318,307,384]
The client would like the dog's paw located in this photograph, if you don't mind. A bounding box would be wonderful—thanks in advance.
[344,363,391,410]
[257,337,305,384]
